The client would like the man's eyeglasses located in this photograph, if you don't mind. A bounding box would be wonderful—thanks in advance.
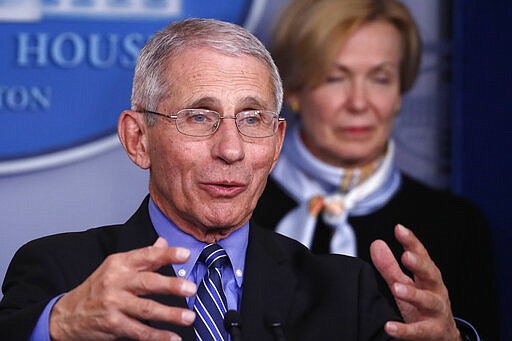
[144,109,285,138]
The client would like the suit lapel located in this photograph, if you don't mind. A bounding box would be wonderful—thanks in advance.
[240,223,297,341]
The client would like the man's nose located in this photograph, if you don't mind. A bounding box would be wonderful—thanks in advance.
[211,117,245,164]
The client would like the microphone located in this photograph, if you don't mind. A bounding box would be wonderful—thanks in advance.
[224,310,242,341]
[265,313,286,341]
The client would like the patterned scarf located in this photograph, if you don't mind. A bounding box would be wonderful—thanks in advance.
[271,121,401,256]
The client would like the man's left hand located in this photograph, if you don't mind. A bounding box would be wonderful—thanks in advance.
[370,224,462,341]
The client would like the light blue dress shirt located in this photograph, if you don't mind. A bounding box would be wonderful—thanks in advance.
[148,197,247,310]
[29,197,248,340]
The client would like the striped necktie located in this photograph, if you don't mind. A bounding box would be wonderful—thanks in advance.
[193,243,229,340]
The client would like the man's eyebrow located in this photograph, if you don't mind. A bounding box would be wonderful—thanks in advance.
[185,96,272,110]
[239,96,270,109]
[186,97,218,109]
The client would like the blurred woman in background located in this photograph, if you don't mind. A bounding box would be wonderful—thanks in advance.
[253,0,498,339]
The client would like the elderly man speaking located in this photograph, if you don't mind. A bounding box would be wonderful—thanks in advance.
[0,18,466,341]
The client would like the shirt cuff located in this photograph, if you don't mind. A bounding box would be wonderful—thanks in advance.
[29,294,65,341]
[454,317,480,341]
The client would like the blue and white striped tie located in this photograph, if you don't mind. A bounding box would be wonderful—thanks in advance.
[193,243,229,341]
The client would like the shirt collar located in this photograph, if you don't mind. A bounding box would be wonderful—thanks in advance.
[148,197,247,287]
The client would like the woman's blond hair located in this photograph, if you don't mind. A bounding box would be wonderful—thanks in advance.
[271,0,422,94]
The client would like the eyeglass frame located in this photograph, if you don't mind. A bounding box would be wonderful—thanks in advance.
[142,108,285,138]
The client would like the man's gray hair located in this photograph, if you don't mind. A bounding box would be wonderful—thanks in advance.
[131,18,283,125]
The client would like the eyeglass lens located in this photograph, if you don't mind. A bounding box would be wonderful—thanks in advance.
[176,109,277,137]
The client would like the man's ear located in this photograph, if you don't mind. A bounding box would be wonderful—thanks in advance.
[118,110,151,169]
[270,119,286,172]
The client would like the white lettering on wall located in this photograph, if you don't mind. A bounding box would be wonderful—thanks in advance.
[0,86,52,111]
[16,32,147,68]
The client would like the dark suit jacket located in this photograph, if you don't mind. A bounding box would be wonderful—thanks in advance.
[0,196,400,340]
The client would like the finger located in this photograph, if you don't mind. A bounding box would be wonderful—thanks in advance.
[384,320,433,341]
[111,245,191,273]
[153,237,169,248]
[401,250,444,290]
[370,240,413,287]
[394,224,429,258]
[394,225,444,285]
[130,271,197,297]
[122,295,196,327]
[104,312,185,341]
[384,319,460,341]
[391,282,444,313]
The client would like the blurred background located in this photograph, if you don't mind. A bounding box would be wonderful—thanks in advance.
[1,0,510,339]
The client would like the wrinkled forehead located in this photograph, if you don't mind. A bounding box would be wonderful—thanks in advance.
[161,47,276,112]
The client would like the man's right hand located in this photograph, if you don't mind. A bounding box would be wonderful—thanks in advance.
[49,237,197,341]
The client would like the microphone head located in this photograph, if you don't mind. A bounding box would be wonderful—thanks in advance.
[265,313,286,340]
[224,309,242,331]
[264,312,283,328]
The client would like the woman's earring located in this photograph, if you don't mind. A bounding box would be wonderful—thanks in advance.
[289,100,300,113]
[394,101,401,115]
